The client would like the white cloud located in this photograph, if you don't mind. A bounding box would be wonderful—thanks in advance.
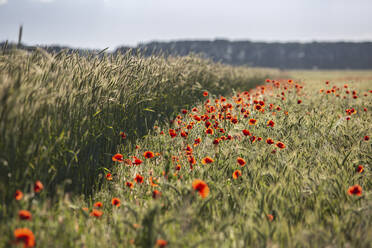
[0,0,8,6]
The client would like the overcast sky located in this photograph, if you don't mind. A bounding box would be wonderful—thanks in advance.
[1,0,372,50]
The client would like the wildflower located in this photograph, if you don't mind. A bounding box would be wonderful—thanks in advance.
[192,179,210,198]
[132,156,143,166]
[15,190,23,201]
[106,173,113,181]
[18,210,32,220]
[201,156,214,165]
[34,181,43,193]
[156,239,168,247]
[364,135,370,141]
[266,138,274,145]
[180,131,188,138]
[203,91,209,97]
[93,202,103,208]
[152,190,162,199]
[188,156,196,165]
[347,185,362,196]
[175,164,181,171]
[297,100,302,104]
[250,136,257,143]
[169,129,177,138]
[356,165,364,173]
[267,214,274,222]
[149,177,159,187]
[249,119,257,125]
[267,120,275,127]
[143,151,154,159]
[111,198,121,207]
[134,174,144,184]
[242,129,251,136]
[276,142,286,149]
[112,153,124,162]
[181,109,188,114]
[213,138,220,145]
[185,145,193,155]
[205,128,214,135]
[90,209,103,218]
[232,170,242,179]
[120,131,127,139]
[194,137,202,146]
[126,182,134,189]
[14,228,35,247]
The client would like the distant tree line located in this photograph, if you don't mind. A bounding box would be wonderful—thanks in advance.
[2,39,372,69]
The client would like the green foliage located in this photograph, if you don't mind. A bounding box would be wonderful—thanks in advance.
[0,49,276,204]
[0,51,371,247]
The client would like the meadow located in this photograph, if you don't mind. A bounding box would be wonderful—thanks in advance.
[0,49,371,247]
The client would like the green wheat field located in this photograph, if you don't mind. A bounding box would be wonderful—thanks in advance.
[0,48,371,247]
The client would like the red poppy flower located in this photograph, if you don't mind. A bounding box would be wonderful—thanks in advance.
[192,179,210,198]
[120,131,127,139]
[250,136,257,143]
[169,129,177,138]
[297,100,302,104]
[267,214,275,222]
[156,239,168,247]
[19,210,32,220]
[203,91,208,97]
[149,177,159,187]
[213,138,220,145]
[201,156,214,165]
[126,182,134,189]
[276,142,286,149]
[180,131,188,138]
[364,135,370,141]
[175,164,181,171]
[134,174,144,184]
[242,129,251,136]
[194,138,202,146]
[34,180,43,193]
[181,109,188,114]
[205,128,214,135]
[188,156,196,165]
[356,165,364,173]
[144,151,154,159]
[132,156,143,165]
[90,209,103,218]
[267,120,275,127]
[15,190,23,201]
[152,190,162,199]
[111,198,121,207]
[236,157,246,166]
[93,201,103,208]
[112,153,124,162]
[14,228,35,247]
[347,184,362,196]
[232,170,242,179]
[185,145,193,155]
[266,138,274,145]
[254,105,262,111]
[106,173,113,181]
[249,119,257,125]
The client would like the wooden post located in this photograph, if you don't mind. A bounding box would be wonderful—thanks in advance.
[18,25,23,47]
